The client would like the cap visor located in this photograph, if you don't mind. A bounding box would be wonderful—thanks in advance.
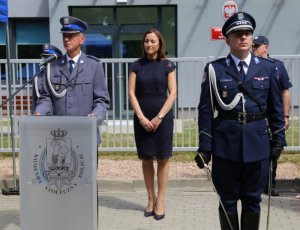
[60,30,81,34]
[227,26,253,36]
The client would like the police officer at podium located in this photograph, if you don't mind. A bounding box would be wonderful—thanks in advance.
[195,12,286,230]
[34,16,110,143]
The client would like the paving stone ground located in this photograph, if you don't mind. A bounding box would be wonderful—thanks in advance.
[1,188,300,230]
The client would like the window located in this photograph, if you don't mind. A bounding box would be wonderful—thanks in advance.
[16,20,49,58]
[0,24,6,79]
[71,7,114,26]
[0,20,50,80]
[117,7,157,25]
[71,6,177,58]
[0,23,5,46]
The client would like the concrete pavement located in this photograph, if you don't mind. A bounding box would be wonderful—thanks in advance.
[0,179,300,230]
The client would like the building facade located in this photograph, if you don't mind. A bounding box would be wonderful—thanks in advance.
[2,0,300,59]
[1,0,300,152]
[1,0,300,116]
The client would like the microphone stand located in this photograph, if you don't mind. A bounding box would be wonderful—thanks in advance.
[0,66,46,109]
[1,65,46,195]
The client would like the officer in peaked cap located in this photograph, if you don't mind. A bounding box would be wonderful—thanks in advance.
[34,15,110,145]
[252,35,292,197]
[222,12,256,37]
[34,16,109,226]
[59,16,88,33]
[195,12,285,230]
[253,35,269,46]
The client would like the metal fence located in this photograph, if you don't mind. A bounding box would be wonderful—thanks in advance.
[1,56,300,153]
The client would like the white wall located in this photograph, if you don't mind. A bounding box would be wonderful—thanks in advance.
[9,0,300,57]
[8,0,48,17]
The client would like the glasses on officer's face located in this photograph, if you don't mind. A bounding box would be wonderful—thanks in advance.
[231,30,253,38]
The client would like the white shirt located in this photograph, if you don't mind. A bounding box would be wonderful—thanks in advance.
[66,51,81,69]
[230,53,251,74]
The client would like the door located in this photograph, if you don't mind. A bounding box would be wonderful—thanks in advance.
[117,25,155,118]
[73,5,177,119]
[84,25,154,118]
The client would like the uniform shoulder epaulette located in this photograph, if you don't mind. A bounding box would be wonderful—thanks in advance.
[87,55,100,62]
[268,57,283,63]
[209,57,226,64]
[258,56,275,63]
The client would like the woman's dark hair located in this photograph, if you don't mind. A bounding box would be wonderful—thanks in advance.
[141,28,166,61]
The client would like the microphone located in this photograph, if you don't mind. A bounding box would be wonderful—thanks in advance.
[40,54,59,66]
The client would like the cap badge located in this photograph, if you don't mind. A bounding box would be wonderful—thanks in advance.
[238,12,244,20]
[63,17,69,25]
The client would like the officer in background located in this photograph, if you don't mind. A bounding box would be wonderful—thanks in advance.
[195,12,286,230]
[34,16,110,143]
[31,44,62,113]
[252,35,292,196]
[252,36,292,130]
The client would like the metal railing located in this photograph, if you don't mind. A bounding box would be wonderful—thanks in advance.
[1,56,300,153]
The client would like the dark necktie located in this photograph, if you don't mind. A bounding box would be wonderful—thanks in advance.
[69,60,74,74]
[238,61,246,81]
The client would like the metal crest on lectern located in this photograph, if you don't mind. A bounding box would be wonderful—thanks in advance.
[32,128,85,195]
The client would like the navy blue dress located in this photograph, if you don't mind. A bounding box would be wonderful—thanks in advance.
[130,58,175,160]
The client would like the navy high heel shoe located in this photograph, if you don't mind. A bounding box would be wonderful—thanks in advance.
[153,212,165,220]
[144,199,156,217]
[144,210,155,217]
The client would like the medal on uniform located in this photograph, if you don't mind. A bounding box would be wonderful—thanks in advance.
[55,84,60,91]
[222,91,228,98]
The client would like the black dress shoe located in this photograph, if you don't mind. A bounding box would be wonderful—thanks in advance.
[154,212,165,220]
[263,188,268,195]
[271,188,280,196]
[144,210,154,217]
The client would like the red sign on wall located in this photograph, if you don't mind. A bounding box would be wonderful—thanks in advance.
[211,27,225,40]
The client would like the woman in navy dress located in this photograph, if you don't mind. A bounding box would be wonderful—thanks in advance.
[129,28,177,220]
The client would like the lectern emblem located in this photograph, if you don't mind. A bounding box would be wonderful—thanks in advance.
[33,128,85,194]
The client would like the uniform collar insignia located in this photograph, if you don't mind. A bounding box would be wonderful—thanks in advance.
[254,56,260,64]
[225,58,231,67]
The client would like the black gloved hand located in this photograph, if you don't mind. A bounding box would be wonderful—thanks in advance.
[271,146,283,161]
[194,152,211,169]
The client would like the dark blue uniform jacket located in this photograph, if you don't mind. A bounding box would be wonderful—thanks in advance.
[197,54,286,163]
[269,57,292,90]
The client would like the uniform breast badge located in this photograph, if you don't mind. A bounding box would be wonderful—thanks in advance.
[222,91,228,98]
